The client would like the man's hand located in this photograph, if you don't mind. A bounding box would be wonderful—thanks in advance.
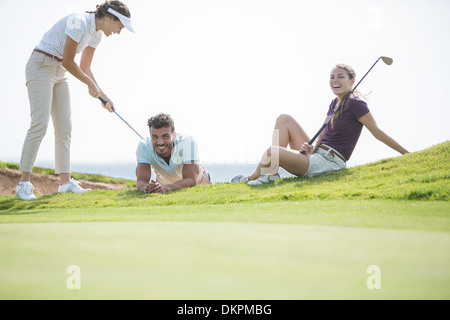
[136,163,200,194]
[144,180,169,194]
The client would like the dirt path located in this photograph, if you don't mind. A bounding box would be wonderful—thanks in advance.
[0,167,127,196]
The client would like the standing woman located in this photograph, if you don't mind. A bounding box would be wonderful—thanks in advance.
[16,1,134,200]
[232,63,409,185]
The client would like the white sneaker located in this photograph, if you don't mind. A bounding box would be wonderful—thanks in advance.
[231,175,249,183]
[15,181,38,201]
[247,173,281,186]
[58,178,92,194]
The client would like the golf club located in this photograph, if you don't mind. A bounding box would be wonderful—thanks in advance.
[301,56,393,155]
[99,97,144,140]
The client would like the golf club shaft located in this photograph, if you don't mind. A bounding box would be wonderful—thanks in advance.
[301,56,389,155]
[99,97,144,140]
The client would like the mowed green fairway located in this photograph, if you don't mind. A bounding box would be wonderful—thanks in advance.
[1,201,449,299]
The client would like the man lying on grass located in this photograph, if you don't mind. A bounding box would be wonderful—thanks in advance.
[136,113,211,194]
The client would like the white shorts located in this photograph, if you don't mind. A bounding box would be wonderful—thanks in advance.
[304,146,346,178]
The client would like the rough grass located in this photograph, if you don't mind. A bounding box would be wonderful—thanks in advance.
[1,141,448,211]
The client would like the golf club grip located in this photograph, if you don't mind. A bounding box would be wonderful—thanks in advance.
[99,97,107,105]
[300,123,327,155]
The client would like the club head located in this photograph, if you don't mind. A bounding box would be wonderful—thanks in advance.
[380,56,393,65]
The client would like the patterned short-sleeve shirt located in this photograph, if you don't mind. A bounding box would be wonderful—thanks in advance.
[36,12,102,59]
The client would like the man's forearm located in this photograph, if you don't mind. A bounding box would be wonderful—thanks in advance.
[164,177,196,192]
[136,180,149,192]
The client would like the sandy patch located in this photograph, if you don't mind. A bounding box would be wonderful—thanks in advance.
[0,167,127,196]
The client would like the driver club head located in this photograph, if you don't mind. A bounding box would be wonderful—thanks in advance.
[381,56,393,65]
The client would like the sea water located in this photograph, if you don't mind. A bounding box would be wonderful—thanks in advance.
[68,162,294,184]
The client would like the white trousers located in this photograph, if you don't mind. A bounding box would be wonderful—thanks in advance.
[20,51,71,174]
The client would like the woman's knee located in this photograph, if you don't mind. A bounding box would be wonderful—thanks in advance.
[27,118,50,139]
[276,114,294,126]
[54,121,72,138]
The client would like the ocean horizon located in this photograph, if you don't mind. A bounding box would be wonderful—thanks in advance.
[68,162,295,184]
[7,155,370,184]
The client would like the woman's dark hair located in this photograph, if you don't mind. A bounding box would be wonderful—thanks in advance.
[87,1,131,20]
[148,113,175,133]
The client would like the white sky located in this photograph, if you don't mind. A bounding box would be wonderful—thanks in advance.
[0,0,449,168]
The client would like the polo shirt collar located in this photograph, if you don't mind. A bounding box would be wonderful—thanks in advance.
[88,13,97,34]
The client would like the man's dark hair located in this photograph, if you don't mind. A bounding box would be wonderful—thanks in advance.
[147,113,175,132]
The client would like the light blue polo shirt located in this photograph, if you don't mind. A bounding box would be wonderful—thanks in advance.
[136,134,201,185]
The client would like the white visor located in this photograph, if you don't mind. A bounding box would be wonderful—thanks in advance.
[108,8,135,33]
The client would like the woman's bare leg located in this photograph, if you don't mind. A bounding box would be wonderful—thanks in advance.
[274,114,310,149]
[249,146,310,180]
[249,114,310,180]
[249,147,276,180]
[277,147,310,176]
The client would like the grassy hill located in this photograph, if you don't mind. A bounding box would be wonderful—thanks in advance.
[1,141,448,211]
[0,142,449,300]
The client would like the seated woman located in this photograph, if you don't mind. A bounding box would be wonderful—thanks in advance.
[232,63,409,185]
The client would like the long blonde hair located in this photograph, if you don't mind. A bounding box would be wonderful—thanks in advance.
[331,64,363,129]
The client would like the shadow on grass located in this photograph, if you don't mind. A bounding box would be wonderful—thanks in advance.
[0,209,57,216]
[248,168,353,189]
[0,193,63,213]
[0,189,169,213]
